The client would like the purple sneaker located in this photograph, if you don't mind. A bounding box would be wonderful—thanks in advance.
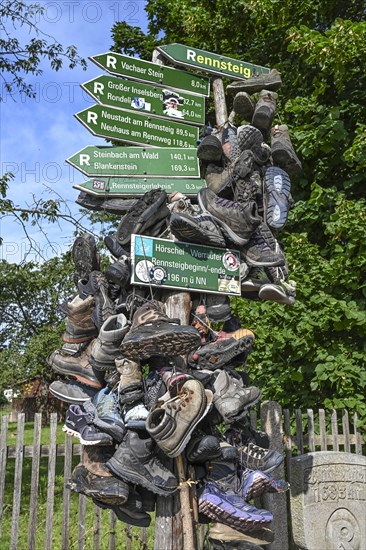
[198,481,272,533]
[241,467,290,501]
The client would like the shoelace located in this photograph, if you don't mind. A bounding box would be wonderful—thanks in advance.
[244,441,268,459]
[165,388,194,411]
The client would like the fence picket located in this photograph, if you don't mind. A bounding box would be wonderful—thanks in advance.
[78,494,87,550]
[319,409,327,450]
[295,409,303,454]
[307,409,315,452]
[0,415,9,539]
[342,409,350,452]
[28,413,42,550]
[283,409,292,478]
[62,434,73,550]
[10,413,25,550]
[331,409,339,451]
[109,510,116,550]
[45,413,57,550]
[353,413,362,454]
[93,504,101,550]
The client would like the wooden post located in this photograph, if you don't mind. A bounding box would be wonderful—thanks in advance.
[212,77,227,127]
[261,401,289,550]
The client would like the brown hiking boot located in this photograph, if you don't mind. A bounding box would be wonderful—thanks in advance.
[47,340,102,388]
[116,357,143,393]
[252,89,278,140]
[83,445,115,477]
[120,301,201,360]
[208,522,274,545]
[271,124,302,176]
[63,295,98,343]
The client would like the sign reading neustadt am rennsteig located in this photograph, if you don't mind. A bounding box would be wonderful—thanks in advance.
[90,52,210,97]
[67,146,200,178]
[131,235,241,296]
[73,177,205,197]
[157,43,270,80]
[75,105,199,148]
[82,75,205,126]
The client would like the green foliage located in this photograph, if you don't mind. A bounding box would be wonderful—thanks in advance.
[0,256,74,392]
[0,0,86,100]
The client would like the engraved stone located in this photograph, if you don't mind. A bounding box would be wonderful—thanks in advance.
[290,452,366,549]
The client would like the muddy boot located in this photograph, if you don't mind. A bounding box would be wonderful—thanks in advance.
[63,295,98,343]
[90,313,129,370]
[116,357,144,404]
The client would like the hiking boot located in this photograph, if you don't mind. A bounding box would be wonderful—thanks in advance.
[198,481,273,533]
[116,189,169,245]
[234,171,263,206]
[49,379,98,404]
[186,434,222,463]
[198,188,261,246]
[105,258,130,288]
[241,267,272,292]
[61,341,88,355]
[208,522,274,546]
[120,301,201,360]
[68,464,129,505]
[84,387,126,443]
[252,143,272,166]
[72,233,100,285]
[251,90,278,139]
[239,441,284,473]
[83,445,115,476]
[197,134,224,163]
[63,295,98,343]
[233,92,255,121]
[104,234,128,259]
[205,164,233,195]
[146,380,213,457]
[227,69,282,95]
[243,223,286,267]
[259,279,296,305]
[222,124,240,162]
[213,370,261,423]
[170,211,226,247]
[188,329,255,370]
[94,498,151,527]
[241,468,289,501]
[237,125,263,152]
[76,192,137,215]
[263,166,291,230]
[116,357,143,403]
[106,430,178,496]
[271,124,302,176]
[48,341,102,389]
[89,271,116,330]
[205,294,231,322]
[124,402,149,429]
[89,314,129,370]
[62,404,114,445]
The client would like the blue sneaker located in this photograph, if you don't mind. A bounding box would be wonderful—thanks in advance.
[83,387,126,443]
[62,404,113,446]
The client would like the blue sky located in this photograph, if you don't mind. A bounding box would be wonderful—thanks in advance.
[1,0,148,263]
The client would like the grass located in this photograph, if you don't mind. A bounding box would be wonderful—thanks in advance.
[1,420,155,549]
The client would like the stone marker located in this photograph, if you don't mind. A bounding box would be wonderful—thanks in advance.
[290,451,366,550]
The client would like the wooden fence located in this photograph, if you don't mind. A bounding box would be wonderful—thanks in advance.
[0,403,364,550]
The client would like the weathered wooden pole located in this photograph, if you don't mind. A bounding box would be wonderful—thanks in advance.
[212,77,228,127]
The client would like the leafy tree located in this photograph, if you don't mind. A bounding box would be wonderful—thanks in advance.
[111,1,366,428]
[0,0,86,100]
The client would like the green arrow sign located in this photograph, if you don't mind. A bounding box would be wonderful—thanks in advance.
[81,75,205,126]
[67,146,200,178]
[75,105,199,148]
[131,235,241,296]
[157,43,270,80]
[90,52,210,97]
[73,177,205,197]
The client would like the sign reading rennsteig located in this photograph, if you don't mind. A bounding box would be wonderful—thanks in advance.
[157,43,270,80]
[82,75,205,126]
[75,105,199,148]
[67,146,200,178]
[73,177,205,197]
[131,235,241,295]
[90,52,210,97]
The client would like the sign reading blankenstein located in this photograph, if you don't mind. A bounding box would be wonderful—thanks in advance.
[131,235,241,295]
[157,43,270,80]
[75,104,199,148]
[82,75,205,126]
[90,52,210,97]
[67,146,200,178]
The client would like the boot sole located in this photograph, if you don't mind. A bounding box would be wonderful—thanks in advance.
[189,338,250,370]
[49,386,96,404]
[50,361,102,389]
[208,526,274,545]
[107,458,177,497]
[199,496,271,532]
[259,283,295,305]
[242,471,273,501]
[62,425,113,446]
[263,168,291,230]
[120,327,201,360]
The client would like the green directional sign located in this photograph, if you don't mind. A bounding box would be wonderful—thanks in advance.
[90,52,210,97]
[75,105,199,148]
[73,177,205,197]
[82,75,205,126]
[157,43,270,80]
[131,235,241,296]
[67,146,200,178]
